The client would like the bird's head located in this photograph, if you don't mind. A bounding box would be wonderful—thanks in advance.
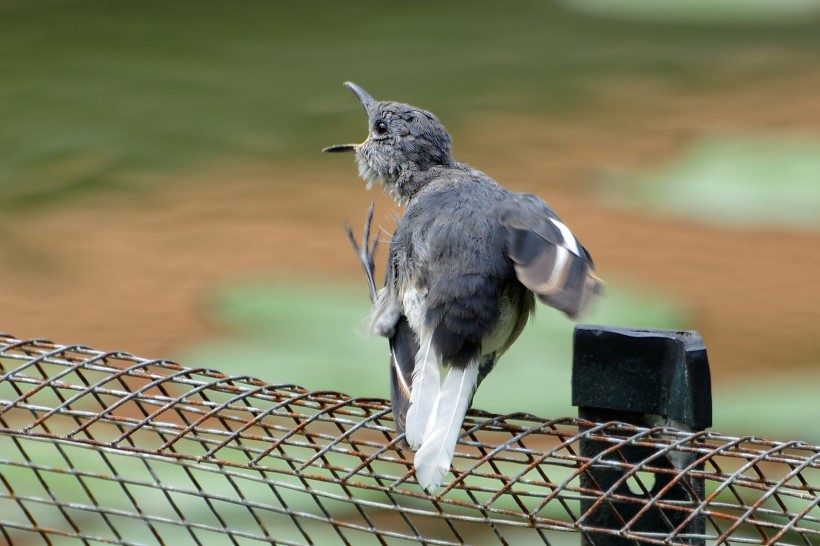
[324,82,453,201]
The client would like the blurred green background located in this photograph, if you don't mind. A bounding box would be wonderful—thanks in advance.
[2,0,819,447]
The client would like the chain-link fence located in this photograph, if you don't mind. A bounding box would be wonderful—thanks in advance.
[0,333,818,545]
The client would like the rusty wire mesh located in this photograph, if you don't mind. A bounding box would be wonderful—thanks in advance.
[0,333,818,546]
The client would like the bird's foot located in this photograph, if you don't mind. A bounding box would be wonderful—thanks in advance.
[345,202,380,303]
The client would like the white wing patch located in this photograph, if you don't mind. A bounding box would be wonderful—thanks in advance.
[549,218,581,257]
[538,245,570,295]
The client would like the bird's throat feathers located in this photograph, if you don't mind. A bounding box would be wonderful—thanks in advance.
[355,148,452,206]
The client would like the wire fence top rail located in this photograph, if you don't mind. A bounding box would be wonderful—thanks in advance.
[0,333,818,546]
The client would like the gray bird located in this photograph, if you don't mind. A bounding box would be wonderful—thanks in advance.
[325,82,602,491]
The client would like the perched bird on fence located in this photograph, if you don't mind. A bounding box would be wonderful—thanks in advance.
[324,82,601,491]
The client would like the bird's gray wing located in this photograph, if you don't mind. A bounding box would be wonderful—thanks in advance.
[388,316,417,440]
[497,193,601,319]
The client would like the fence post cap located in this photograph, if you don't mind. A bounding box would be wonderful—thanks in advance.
[572,325,712,430]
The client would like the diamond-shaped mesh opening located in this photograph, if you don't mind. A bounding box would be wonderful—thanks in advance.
[1,333,818,545]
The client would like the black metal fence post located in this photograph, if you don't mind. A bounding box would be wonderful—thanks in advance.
[572,326,713,546]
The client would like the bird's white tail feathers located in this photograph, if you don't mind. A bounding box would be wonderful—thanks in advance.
[413,360,480,491]
[405,332,440,449]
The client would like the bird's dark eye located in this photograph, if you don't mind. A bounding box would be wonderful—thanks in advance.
[374,120,388,135]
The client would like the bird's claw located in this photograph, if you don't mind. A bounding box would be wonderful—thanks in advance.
[345,202,380,303]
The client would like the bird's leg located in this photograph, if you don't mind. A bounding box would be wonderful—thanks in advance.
[347,204,401,336]
[345,202,380,303]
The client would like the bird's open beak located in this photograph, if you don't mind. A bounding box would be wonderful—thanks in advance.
[322,143,357,153]
[322,81,376,153]
[343,81,375,112]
